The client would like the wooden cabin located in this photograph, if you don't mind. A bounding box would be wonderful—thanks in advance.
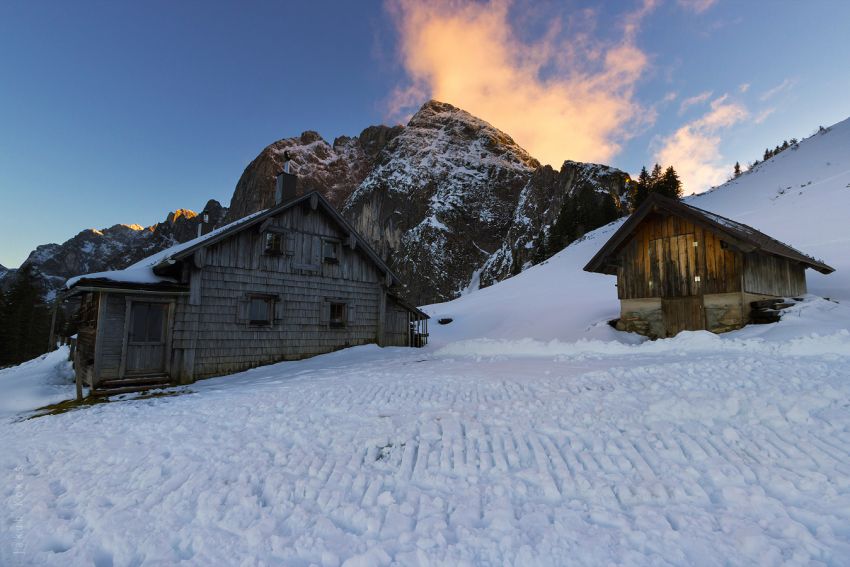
[63,177,429,396]
[584,193,834,338]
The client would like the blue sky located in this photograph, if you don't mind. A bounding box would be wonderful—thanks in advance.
[1,0,848,268]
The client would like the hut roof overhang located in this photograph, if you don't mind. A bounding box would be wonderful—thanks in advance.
[65,191,403,291]
[583,193,835,276]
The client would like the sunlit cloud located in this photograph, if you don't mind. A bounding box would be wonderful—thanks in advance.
[386,0,655,166]
[676,0,717,14]
[760,78,796,101]
[754,107,776,124]
[655,95,748,194]
[678,91,712,115]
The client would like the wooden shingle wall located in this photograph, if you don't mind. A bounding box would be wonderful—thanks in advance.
[172,203,389,380]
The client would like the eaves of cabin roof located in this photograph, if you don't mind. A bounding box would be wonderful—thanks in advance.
[388,292,430,319]
[153,191,402,286]
[583,192,835,275]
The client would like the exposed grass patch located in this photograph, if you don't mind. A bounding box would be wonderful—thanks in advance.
[23,388,191,420]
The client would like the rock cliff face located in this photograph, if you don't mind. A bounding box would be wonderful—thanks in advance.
[342,101,540,303]
[224,126,402,223]
[480,161,631,287]
[9,99,630,305]
[221,100,627,303]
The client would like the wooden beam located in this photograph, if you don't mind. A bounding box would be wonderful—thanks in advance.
[92,292,108,388]
[377,287,386,347]
[193,248,206,269]
[47,298,60,352]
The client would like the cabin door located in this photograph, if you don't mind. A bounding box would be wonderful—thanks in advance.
[661,296,704,337]
[124,300,170,375]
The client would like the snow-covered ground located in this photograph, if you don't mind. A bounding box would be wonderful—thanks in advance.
[0,347,75,419]
[1,118,849,565]
[2,301,850,565]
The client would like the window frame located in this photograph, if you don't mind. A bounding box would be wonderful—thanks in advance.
[328,302,347,329]
[263,231,284,255]
[247,294,275,327]
[322,238,341,264]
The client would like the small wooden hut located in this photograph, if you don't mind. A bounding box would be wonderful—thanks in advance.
[63,177,429,396]
[584,193,834,338]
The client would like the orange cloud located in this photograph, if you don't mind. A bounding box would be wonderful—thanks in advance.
[387,0,653,166]
[655,95,748,194]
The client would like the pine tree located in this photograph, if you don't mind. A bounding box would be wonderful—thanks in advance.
[0,264,51,365]
[657,166,683,199]
[763,148,771,161]
[649,163,663,189]
[630,167,651,211]
[733,162,742,178]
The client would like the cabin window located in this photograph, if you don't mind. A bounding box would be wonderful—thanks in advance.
[264,231,283,255]
[323,239,340,264]
[329,302,346,328]
[248,296,274,326]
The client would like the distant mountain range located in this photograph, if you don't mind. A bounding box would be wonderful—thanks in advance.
[2,100,629,304]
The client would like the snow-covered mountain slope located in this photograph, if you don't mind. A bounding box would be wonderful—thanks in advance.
[7,100,628,306]
[689,119,850,300]
[0,201,228,299]
[224,127,401,222]
[426,117,850,344]
[343,100,541,303]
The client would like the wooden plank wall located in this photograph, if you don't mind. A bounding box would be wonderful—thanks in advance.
[617,213,742,299]
[172,203,391,380]
[384,298,411,347]
[742,253,806,297]
[95,294,128,380]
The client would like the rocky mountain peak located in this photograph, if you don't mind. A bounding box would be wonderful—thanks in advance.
[166,209,198,225]
[6,100,628,305]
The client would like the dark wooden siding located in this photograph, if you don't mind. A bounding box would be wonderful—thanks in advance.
[172,204,389,380]
[617,213,742,299]
[97,294,127,379]
[384,298,410,347]
[743,253,806,297]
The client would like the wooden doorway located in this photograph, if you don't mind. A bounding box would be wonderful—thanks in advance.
[121,300,172,376]
[661,296,704,337]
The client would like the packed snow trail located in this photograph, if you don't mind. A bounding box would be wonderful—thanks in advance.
[3,330,850,565]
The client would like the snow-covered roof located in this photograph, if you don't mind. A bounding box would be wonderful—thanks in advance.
[64,208,270,290]
[64,191,401,291]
